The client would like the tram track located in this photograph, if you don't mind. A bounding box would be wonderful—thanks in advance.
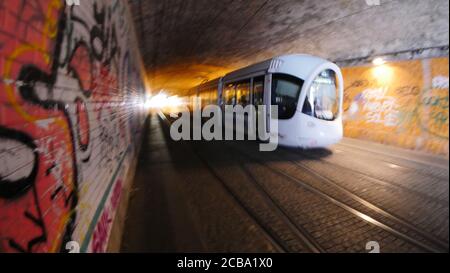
[159,111,448,253]
[334,142,449,181]
[288,148,449,206]
[278,147,449,246]
[191,142,325,253]
[159,112,323,253]
[227,142,449,253]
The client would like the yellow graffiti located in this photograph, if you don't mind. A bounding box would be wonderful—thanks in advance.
[3,0,62,122]
[2,0,79,251]
[342,57,449,156]
[48,181,93,252]
[49,202,92,253]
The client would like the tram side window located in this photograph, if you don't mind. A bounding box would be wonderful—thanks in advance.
[207,89,212,105]
[224,83,236,106]
[236,80,250,107]
[198,91,203,104]
[271,74,304,120]
[199,91,207,107]
[211,89,218,105]
[253,77,264,106]
[189,95,195,108]
[206,91,211,105]
[203,90,209,105]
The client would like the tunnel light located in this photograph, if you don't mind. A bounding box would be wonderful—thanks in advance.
[372,64,393,84]
[372,57,386,66]
[166,96,183,107]
[144,93,183,109]
[145,93,168,109]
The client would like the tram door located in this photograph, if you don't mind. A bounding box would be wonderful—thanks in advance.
[253,75,270,140]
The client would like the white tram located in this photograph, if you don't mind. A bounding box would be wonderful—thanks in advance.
[187,54,344,148]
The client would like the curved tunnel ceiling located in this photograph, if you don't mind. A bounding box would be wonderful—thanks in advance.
[128,0,449,95]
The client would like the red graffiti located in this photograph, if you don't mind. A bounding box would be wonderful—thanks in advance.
[0,0,76,253]
[91,209,112,253]
[75,98,90,150]
[111,180,123,210]
[1,0,145,253]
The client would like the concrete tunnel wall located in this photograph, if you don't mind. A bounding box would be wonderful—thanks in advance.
[0,1,148,252]
[129,0,449,156]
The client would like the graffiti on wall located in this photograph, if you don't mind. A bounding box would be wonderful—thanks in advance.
[0,0,146,252]
[342,57,449,155]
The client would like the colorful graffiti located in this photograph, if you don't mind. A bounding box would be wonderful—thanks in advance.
[0,0,146,252]
[342,57,449,156]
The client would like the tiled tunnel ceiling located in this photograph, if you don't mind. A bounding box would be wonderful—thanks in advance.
[128,0,449,94]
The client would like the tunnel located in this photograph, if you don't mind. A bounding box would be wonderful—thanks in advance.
[0,0,449,258]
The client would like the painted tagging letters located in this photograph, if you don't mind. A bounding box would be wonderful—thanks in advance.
[342,57,449,155]
[0,0,146,252]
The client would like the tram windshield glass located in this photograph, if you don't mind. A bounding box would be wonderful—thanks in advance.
[302,69,339,121]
